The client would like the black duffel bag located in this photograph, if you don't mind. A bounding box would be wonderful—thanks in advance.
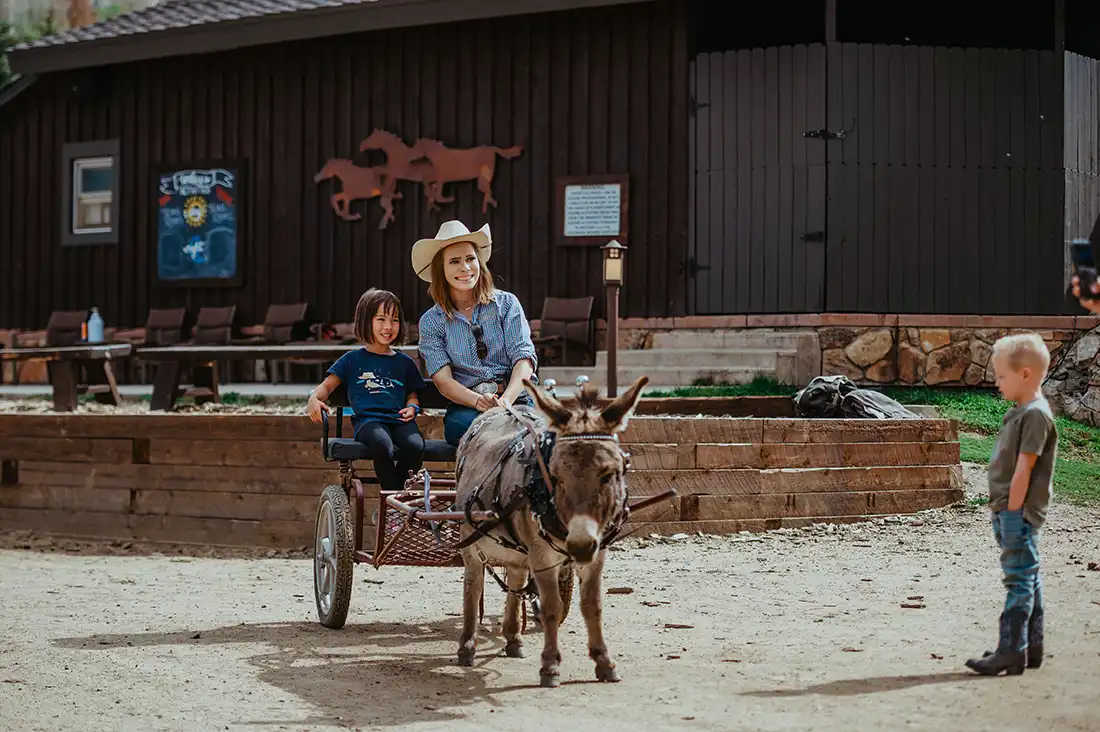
[793,375,920,420]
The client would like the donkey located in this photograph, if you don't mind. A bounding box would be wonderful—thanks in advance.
[453,375,648,687]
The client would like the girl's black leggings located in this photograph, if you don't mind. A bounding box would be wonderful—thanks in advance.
[354,420,425,492]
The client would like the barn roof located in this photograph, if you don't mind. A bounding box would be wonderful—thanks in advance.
[10,0,651,74]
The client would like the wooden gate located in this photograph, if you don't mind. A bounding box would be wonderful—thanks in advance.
[689,43,1066,316]
[689,45,827,315]
[823,44,1064,315]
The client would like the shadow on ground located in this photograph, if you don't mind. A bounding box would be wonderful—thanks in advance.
[742,671,979,698]
[53,618,546,728]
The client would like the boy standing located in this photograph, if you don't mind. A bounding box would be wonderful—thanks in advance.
[966,333,1058,676]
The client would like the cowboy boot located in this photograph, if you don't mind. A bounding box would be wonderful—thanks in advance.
[1026,598,1043,668]
[966,609,1027,676]
[982,597,1044,668]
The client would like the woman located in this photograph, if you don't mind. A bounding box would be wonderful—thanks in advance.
[413,220,538,446]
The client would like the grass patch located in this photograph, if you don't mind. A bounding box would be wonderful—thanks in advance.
[645,374,794,399]
[905,389,1100,507]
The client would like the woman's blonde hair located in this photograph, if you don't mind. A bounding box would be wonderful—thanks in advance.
[427,242,496,318]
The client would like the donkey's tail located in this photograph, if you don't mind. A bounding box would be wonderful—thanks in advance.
[494,145,524,159]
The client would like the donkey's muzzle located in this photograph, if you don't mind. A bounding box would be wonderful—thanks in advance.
[566,516,600,564]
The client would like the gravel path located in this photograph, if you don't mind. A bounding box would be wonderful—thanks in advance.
[1,466,1097,732]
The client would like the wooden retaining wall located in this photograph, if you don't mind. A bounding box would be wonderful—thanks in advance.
[0,413,962,548]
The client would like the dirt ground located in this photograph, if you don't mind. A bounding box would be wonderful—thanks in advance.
[1,464,1098,732]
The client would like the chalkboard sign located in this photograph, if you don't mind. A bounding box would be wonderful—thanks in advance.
[156,163,242,285]
[556,174,629,247]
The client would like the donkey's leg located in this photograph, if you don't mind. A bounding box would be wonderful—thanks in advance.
[502,566,529,659]
[457,555,484,667]
[530,551,565,687]
[577,550,620,682]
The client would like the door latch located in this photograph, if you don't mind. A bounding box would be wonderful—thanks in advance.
[689,96,711,116]
[687,256,711,276]
[803,118,857,141]
[800,231,826,243]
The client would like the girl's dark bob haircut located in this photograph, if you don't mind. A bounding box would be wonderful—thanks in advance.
[353,288,408,345]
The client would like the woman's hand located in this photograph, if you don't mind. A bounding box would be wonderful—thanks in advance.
[307,395,329,423]
[397,406,417,423]
[1072,275,1100,314]
[474,393,500,412]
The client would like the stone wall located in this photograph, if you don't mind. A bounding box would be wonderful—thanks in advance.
[600,314,1100,389]
[815,326,1079,387]
[1043,330,1100,426]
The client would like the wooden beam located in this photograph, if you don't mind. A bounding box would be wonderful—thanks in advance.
[825,0,837,43]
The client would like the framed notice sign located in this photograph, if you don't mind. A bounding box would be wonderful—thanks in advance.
[156,161,244,287]
[556,174,629,246]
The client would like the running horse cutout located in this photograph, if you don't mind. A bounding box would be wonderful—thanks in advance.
[410,137,524,213]
[359,129,455,213]
[452,375,649,687]
[313,159,400,226]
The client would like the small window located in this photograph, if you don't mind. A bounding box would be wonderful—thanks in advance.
[73,157,115,234]
[61,140,120,246]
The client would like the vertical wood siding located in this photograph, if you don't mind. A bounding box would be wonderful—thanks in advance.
[690,43,1072,315]
[0,1,689,330]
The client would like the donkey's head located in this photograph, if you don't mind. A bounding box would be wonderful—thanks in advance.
[523,375,649,564]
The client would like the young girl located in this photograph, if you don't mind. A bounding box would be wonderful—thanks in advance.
[307,288,426,492]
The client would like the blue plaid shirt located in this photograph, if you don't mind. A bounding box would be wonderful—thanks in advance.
[417,290,538,389]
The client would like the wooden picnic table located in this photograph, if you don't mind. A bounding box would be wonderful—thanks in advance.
[0,343,131,411]
[135,344,420,411]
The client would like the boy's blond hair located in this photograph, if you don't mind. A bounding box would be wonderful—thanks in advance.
[991,333,1050,375]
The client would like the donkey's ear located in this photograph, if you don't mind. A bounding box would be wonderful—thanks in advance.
[523,378,573,428]
[600,376,649,433]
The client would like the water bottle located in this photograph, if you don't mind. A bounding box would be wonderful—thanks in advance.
[87,307,105,343]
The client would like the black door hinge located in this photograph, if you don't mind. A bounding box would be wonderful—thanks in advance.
[800,231,826,243]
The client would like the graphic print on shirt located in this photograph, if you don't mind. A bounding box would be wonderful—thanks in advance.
[356,371,403,394]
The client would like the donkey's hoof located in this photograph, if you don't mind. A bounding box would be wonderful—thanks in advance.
[596,665,621,683]
[457,650,476,667]
[505,641,526,659]
[539,670,561,688]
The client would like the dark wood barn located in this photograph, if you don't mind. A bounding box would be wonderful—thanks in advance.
[1,0,1099,331]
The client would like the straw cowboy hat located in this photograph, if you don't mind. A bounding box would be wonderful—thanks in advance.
[411,220,493,282]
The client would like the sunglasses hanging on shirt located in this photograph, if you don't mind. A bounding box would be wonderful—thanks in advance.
[471,323,489,360]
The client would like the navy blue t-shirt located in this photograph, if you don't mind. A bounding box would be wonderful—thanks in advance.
[327,348,427,430]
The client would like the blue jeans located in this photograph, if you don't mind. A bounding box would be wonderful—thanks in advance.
[443,393,533,446]
[992,509,1042,652]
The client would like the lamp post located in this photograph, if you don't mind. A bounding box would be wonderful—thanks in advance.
[601,239,626,398]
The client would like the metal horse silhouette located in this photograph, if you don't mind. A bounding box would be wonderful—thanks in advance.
[359,129,455,214]
[313,159,395,224]
[314,129,523,228]
[408,137,523,214]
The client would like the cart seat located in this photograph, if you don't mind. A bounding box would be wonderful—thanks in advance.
[323,437,457,463]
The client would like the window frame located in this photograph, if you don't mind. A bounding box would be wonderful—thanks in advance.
[61,140,121,246]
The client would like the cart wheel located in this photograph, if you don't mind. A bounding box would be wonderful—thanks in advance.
[314,484,354,629]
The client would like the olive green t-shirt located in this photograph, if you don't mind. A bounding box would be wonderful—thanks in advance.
[987,396,1057,529]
